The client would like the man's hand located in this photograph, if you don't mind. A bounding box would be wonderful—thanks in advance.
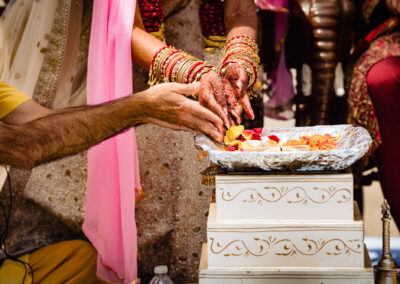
[222,63,255,124]
[199,70,233,129]
[137,82,225,142]
[387,0,400,14]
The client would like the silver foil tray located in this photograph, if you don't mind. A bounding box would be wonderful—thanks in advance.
[195,125,372,172]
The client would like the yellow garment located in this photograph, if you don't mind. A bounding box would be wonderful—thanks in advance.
[0,80,30,119]
[0,240,110,284]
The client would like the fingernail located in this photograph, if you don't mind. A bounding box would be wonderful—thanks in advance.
[236,81,243,90]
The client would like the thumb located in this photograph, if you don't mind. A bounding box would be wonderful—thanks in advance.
[173,82,201,95]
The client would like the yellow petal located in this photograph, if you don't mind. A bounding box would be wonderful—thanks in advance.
[224,135,232,145]
[225,139,243,148]
[227,125,244,141]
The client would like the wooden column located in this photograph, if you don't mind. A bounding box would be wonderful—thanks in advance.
[309,0,340,125]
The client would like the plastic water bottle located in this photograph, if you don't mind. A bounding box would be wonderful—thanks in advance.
[149,265,174,284]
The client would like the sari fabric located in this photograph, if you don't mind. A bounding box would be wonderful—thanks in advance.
[255,0,294,118]
[84,0,141,283]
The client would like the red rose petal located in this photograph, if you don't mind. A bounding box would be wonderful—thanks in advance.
[268,135,280,143]
[253,128,263,134]
[242,130,253,140]
[252,133,262,140]
[227,146,236,151]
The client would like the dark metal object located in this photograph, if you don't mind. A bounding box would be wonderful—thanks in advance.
[375,199,400,284]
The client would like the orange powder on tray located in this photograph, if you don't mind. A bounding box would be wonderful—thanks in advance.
[283,133,340,151]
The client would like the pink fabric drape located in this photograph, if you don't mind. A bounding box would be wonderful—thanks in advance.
[256,0,294,118]
[84,0,141,283]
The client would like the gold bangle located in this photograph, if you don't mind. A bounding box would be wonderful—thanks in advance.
[227,36,258,52]
[164,53,185,82]
[178,58,199,83]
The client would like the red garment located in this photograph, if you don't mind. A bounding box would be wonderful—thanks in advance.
[367,57,400,222]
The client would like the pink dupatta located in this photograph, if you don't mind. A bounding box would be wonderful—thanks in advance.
[84,0,141,283]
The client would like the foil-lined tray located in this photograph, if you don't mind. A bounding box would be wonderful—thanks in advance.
[195,125,372,172]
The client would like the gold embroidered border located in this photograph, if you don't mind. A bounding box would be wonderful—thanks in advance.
[209,236,362,257]
[33,0,71,107]
[220,186,351,205]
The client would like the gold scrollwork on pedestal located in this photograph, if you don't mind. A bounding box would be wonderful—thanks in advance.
[220,186,351,206]
[209,236,362,257]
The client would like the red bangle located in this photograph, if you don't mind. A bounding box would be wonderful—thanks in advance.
[238,58,258,88]
[161,51,181,78]
[223,49,257,63]
[220,60,237,73]
[185,62,203,84]
[188,64,205,83]
[225,41,257,53]
[151,46,169,67]
[167,55,185,81]
[227,35,255,45]
[190,65,214,82]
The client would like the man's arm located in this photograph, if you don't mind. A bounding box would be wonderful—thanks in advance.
[0,82,223,169]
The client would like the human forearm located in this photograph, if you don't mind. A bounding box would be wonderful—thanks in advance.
[0,94,144,169]
[220,0,259,122]
[0,83,224,168]
[131,24,165,70]
[224,0,257,40]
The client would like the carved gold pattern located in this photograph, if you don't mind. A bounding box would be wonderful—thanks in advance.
[220,186,351,206]
[209,236,362,257]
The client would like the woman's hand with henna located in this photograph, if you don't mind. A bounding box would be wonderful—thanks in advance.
[222,63,255,124]
[199,70,233,129]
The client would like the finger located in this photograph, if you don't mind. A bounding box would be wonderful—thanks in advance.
[176,112,224,142]
[211,78,231,128]
[228,115,235,127]
[230,104,243,125]
[170,82,202,95]
[224,79,238,107]
[238,81,255,120]
[211,77,228,109]
[199,84,231,129]
[223,78,241,124]
[148,114,223,142]
[185,98,225,135]
[147,117,197,132]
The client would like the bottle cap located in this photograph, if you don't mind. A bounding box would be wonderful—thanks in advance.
[154,265,168,274]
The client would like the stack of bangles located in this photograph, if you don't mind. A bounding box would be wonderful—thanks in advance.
[149,46,216,99]
[220,35,260,89]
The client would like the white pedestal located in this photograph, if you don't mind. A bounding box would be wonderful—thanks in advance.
[207,203,364,268]
[199,172,374,283]
[199,244,374,284]
[216,172,353,221]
